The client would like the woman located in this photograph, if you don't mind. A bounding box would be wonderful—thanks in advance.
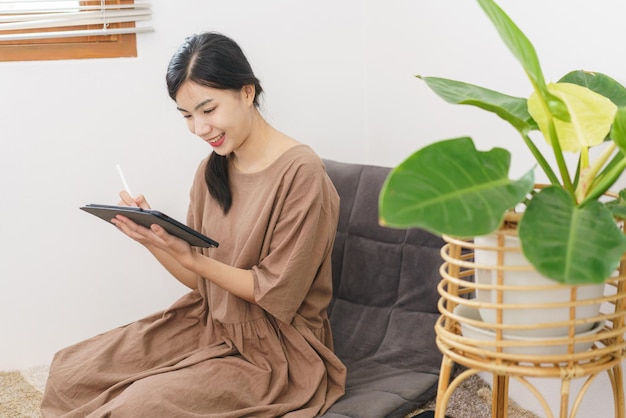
[41,32,346,417]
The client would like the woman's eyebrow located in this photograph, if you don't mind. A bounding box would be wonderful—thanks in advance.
[177,98,214,112]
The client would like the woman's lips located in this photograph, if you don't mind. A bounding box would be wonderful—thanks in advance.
[207,133,225,147]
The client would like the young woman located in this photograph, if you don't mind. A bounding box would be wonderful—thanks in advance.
[41,32,346,417]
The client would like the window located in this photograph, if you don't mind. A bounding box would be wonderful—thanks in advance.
[0,0,152,61]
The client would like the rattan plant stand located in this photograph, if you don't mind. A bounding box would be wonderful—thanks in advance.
[434,228,626,418]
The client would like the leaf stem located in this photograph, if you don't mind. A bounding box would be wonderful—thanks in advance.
[591,149,625,190]
[525,74,573,193]
[545,113,574,194]
[520,131,560,185]
[580,156,626,206]
[577,143,616,202]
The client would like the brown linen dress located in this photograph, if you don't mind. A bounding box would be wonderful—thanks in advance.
[41,145,347,417]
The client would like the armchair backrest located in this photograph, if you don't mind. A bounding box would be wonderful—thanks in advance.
[323,159,444,373]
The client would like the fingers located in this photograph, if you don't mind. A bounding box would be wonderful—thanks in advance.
[118,191,151,209]
[134,194,151,209]
[112,216,194,267]
[150,224,195,266]
[150,224,183,250]
[112,216,174,249]
[118,190,136,206]
[111,215,160,246]
[111,214,139,237]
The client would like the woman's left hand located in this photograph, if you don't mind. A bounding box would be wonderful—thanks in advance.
[111,215,196,267]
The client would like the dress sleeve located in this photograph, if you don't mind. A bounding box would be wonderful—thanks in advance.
[252,159,339,325]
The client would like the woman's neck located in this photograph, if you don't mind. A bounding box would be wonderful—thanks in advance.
[232,113,299,173]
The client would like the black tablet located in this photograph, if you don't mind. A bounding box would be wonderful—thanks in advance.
[80,204,219,248]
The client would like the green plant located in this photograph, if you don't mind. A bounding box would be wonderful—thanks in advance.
[378,0,626,285]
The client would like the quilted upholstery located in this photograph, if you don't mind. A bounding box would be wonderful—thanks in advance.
[321,160,445,418]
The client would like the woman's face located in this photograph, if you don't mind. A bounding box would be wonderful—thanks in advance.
[175,81,255,156]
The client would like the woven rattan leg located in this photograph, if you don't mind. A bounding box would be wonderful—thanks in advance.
[492,374,509,418]
[435,355,454,418]
[612,363,625,418]
[559,379,571,418]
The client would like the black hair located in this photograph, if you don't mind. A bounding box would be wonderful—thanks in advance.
[166,32,263,214]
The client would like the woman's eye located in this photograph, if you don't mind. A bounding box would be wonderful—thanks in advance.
[183,114,192,119]
[204,107,215,114]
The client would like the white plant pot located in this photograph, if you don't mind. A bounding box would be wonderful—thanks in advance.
[474,234,605,338]
[454,304,604,355]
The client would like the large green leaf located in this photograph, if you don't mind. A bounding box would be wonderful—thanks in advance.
[476,0,544,90]
[419,76,537,133]
[559,70,626,107]
[476,0,569,122]
[519,186,626,284]
[379,137,534,237]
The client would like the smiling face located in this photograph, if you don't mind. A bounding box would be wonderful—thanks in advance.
[175,81,256,156]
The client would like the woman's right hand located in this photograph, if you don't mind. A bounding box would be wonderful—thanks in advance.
[113,191,157,248]
[118,190,151,209]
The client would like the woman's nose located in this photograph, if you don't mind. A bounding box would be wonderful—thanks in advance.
[194,119,212,137]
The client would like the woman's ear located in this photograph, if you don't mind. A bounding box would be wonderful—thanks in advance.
[242,84,255,105]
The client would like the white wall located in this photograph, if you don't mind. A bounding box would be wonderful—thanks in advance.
[1,0,625,416]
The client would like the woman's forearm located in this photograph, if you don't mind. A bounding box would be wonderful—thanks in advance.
[184,252,256,303]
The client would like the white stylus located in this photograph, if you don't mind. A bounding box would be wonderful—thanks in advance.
[116,163,134,197]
